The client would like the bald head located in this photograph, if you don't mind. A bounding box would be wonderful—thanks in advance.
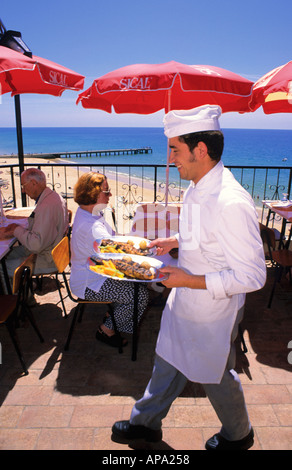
[21,168,47,200]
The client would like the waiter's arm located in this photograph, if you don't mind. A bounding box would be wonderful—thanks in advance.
[206,201,266,299]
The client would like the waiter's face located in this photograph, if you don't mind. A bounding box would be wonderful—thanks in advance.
[169,137,201,183]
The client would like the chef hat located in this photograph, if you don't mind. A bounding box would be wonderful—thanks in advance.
[163,104,222,138]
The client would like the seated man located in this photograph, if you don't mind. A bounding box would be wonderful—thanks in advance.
[1,168,68,290]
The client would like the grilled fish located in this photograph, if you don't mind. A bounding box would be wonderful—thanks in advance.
[111,258,155,280]
[101,238,150,256]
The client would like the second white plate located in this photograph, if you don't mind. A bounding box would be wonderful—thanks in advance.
[93,235,156,256]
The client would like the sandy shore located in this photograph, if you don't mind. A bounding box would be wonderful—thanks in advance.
[0,155,164,200]
[0,156,179,234]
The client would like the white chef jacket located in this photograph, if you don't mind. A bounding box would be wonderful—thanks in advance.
[156,161,266,384]
[70,207,115,299]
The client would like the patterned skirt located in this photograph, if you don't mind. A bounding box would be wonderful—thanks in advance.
[85,278,149,333]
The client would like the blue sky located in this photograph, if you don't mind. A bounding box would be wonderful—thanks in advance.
[1,0,292,129]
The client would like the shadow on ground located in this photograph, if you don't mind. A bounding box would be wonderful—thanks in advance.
[0,265,291,407]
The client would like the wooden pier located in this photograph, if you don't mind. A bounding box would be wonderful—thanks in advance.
[0,147,152,160]
[60,147,152,158]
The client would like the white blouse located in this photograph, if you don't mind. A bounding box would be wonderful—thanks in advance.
[70,207,114,299]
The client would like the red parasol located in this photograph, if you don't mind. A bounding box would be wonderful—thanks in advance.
[0,45,84,204]
[0,45,85,96]
[249,61,292,114]
[77,61,253,204]
[77,61,253,114]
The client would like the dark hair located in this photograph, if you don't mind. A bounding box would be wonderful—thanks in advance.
[74,172,106,205]
[178,131,224,162]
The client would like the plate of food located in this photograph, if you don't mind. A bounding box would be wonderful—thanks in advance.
[270,201,292,210]
[88,253,167,283]
[93,236,156,257]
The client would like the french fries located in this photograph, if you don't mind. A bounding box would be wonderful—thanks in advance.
[89,259,125,278]
[100,245,124,254]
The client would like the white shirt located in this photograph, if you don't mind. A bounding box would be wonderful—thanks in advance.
[70,207,114,299]
[156,161,266,383]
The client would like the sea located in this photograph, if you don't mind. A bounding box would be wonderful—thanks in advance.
[1,127,292,202]
[1,127,292,166]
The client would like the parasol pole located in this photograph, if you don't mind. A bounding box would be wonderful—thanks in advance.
[165,141,170,206]
[165,89,171,206]
[14,94,26,206]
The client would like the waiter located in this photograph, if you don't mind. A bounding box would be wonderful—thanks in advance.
[112,105,266,450]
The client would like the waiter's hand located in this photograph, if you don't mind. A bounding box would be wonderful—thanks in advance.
[149,236,178,256]
[159,265,189,288]
[159,266,207,290]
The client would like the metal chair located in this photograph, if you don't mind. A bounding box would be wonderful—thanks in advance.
[0,253,44,375]
[260,223,292,307]
[51,236,124,354]
[66,209,73,241]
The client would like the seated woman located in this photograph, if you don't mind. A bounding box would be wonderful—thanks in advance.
[70,171,149,348]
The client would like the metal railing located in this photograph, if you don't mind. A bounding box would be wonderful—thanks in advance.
[1,161,292,234]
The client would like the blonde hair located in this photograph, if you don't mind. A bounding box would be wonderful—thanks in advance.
[74,172,106,205]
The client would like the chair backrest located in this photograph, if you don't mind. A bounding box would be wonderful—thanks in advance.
[66,209,73,240]
[129,203,181,240]
[103,206,117,234]
[259,223,276,259]
[51,236,70,273]
[12,253,36,295]
[68,209,73,224]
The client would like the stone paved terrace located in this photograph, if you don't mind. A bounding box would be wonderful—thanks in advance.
[0,265,291,451]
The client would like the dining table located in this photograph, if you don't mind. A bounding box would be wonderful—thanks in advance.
[0,211,30,294]
[0,236,19,294]
[262,200,292,248]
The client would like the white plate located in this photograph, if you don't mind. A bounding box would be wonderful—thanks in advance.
[88,253,167,283]
[93,235,156,257]
[271,201,292,208]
